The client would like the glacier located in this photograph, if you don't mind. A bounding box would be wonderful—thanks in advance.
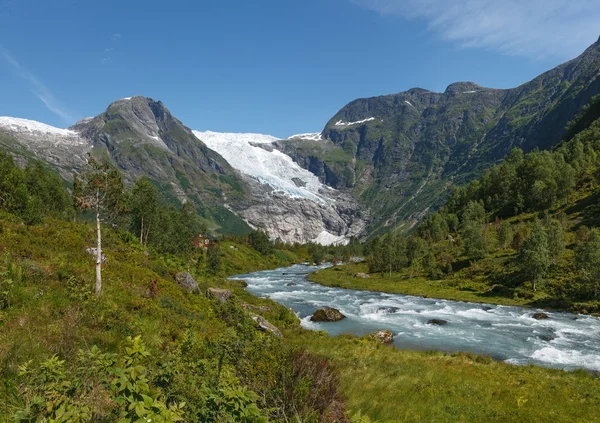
[193,130,333,205]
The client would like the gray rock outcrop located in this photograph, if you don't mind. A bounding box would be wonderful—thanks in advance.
[175,272,199,293]
[207,288,232,303]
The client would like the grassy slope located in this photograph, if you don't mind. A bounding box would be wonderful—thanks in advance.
[311,187,600,315]
[292,333,600,423]
[2,216,599,422]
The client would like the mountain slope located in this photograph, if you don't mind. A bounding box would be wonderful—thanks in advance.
[281,38,600,235]
[0,99,365,244]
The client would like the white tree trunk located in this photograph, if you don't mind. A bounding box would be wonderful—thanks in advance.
[140,216,144,245]
[95,190,102,295]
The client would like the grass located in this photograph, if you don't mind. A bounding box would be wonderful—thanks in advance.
[308,262,543,307]
[2,216,600,422]
[289,332,600,423]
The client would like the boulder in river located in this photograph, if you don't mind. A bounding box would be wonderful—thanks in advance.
[310,307,346,322]
[251,314,283,338]
[540,335,555,342]
[377,307,400,314]
[367,330,394,344]
[175,272,200,294]
[427,319,448,326]
[286,282,297,286]
[532,312,550,320]
[354,273,370,279]
[207,288,232,303]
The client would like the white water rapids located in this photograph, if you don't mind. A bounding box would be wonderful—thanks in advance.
[231,264,600,371]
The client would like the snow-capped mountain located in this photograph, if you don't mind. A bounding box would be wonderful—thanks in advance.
[0,100,365,246]
[0,117,92,178]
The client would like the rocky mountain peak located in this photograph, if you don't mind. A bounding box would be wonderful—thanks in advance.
[444,82,484,94]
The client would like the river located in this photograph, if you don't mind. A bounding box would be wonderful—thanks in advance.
[230,264,600,371]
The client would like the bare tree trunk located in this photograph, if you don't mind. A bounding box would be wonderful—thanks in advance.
[140,216,144,245]
[95,189,102,296]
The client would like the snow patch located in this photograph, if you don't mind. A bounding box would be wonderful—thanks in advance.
[334,117,376,127]
[288,132,324,141]
[405,100,416,108]
[312,231,348,246]
[122,97,132,100]
[0,117,77,137]
[462,91,477,94]
[192,130,334,204]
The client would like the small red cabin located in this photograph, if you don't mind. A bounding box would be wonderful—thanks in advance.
[193,233,218,250]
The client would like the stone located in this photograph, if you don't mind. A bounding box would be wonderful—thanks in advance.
[207,288,232,303]
[175,272,199,293]
[231,279,248,287]
[367,330,394,344]
[354,273,370,279]
[540,335,555,342]
[250,314,283,338]
[377,307,400,314]
[286,282,297,286]
[532,312,550,320]
[310,307,346,322]
[427,319,448,326]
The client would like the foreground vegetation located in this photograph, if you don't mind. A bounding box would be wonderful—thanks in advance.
[2,216,600,422]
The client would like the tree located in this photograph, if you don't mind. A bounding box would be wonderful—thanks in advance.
[461,201,487,260]
[498,220,512,250]
[518,220,550,291]
[73,155,124,295]
[206,243,222,274]
[130,177,159,247]
[575,230,600,298]
[249,230,275,255]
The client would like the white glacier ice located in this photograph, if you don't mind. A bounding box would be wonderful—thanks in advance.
[192,130,334,204]
[0,117,78,137]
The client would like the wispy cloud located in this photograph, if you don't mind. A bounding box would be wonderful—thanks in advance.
[111,33,121,42]
[352,0,600,59]
[0,46,74,123]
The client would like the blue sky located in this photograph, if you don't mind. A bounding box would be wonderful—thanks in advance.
[1,0,599,138]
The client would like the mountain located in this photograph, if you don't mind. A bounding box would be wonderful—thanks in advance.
[0,98,365,244]
[279,38,600,235]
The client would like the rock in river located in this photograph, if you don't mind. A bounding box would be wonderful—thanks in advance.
[532,313,550,320]
[310,307,346,322]
[427,319,448,326]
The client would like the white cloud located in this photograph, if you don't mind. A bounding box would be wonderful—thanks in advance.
[352,0,600,59]
[111,33,121,42]
[0,47,74,123]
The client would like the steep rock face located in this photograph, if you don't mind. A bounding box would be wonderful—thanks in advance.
[73,97,240,205]
[281,39,600,234]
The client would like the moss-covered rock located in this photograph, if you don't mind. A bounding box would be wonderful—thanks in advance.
[310,307,346,322]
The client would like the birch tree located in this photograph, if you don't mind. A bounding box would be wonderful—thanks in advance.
[73,155,124,295]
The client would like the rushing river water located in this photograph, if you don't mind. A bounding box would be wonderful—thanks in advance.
[230,264,600,371]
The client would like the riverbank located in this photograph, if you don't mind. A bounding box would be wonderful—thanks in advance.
[308,262,600,315]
